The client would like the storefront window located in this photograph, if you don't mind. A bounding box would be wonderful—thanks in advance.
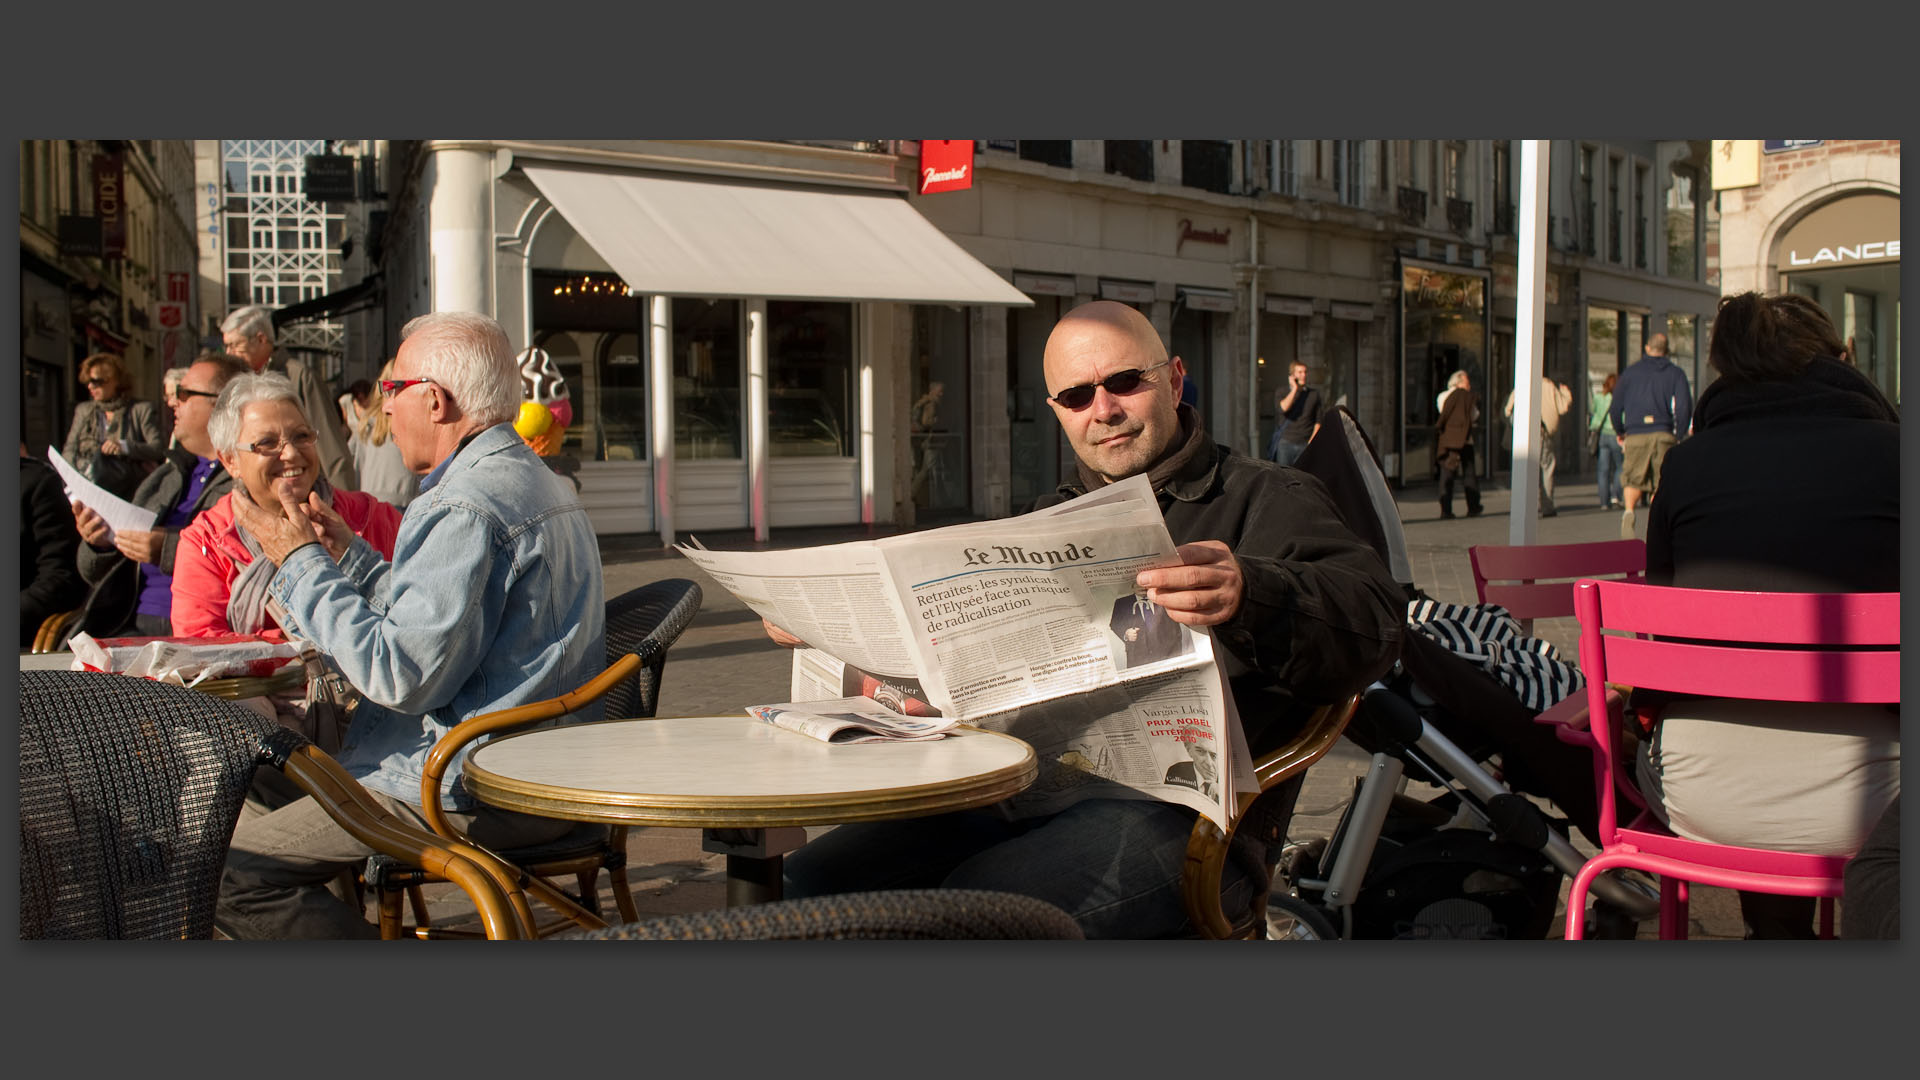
[1256,312,1301,453]
[1170,304,1216,414]
[673,298,741,459]
[531,269,648,462]
[768,300,853,457]
[910,306,970,516]
[1400,265,1488,482]
[1667,312,1698,390]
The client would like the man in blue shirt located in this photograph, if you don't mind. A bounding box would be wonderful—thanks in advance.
[215,312,605,939]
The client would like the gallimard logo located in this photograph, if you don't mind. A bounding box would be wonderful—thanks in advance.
[1787,239,1899,266]
[923,164,969,186]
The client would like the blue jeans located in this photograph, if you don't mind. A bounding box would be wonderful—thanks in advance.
[1272,439,1308,468]
[1594,435,1624,507]
[783,792,1287,939]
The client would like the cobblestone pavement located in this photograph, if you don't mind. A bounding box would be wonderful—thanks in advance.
[419,475,1759,939]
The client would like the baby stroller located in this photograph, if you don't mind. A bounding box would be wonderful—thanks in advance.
[1269,410,1658,940]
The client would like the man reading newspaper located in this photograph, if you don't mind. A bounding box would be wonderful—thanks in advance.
[765,301,1401,938]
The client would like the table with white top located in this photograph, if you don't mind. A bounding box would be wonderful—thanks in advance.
[462,715,1038,906]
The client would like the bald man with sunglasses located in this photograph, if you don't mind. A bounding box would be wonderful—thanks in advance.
[778,301,1402,938]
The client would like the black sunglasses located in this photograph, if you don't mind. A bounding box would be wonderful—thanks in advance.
[175,387,220,401]
[1048,360,1171,410]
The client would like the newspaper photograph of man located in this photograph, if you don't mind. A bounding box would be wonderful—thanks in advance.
[1104,584,1193,670]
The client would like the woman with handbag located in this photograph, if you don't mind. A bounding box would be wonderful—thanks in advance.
[1588,372,1624,509]
[62,353,165,499]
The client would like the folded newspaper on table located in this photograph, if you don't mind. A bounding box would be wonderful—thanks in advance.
[747,696,962,744]
[676,474,1258,829]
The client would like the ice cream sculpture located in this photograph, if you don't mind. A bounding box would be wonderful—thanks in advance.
[512,346,573,457]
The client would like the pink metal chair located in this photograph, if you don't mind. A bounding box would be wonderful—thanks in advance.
[1563,580,1901,939]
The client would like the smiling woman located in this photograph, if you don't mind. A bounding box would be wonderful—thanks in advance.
[169,372,406,639]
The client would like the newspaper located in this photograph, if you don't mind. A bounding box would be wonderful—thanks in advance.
[46,447,158,541]
[747,696,961,744]
[677,474,1258,829]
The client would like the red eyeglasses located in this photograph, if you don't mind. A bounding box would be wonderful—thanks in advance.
[379,376,437,397]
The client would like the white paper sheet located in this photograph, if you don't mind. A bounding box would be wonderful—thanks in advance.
[46,447,158,540]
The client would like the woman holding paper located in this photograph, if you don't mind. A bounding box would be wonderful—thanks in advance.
[62,353,165,499]
[171,371,403,639]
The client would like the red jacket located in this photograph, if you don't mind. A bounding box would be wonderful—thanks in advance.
[172,489,403,639]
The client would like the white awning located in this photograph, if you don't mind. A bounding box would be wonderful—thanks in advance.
[522,164,1032,306]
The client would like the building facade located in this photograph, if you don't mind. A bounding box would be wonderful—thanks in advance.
[1711,139,1899,405]
[352,138,1723,539]
[19,140,199,455]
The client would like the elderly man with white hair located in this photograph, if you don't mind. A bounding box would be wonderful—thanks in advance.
[214,311,606,939]
[220,305,359,490]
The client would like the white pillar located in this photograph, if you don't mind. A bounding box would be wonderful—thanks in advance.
[746,299,769,542]
[859,304,877,526]
[1509,139,1551,546]
[649,294,674,548]
[426,146,496,314]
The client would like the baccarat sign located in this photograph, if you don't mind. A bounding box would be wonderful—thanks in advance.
[919,140,974,194]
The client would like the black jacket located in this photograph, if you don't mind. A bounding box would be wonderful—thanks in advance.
[1610,353,1693,438]
[76,448,233,637]
[1041,406,1403,754]
[20,457,87,644]
[1647,357,1897,594]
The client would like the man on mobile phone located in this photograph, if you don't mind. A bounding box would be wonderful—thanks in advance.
[1271,361,1323,468]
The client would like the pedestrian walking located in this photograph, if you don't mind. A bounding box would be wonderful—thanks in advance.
[1589,372,1624,509]
[1434,370,1482,519]
[1609,331,1692,538]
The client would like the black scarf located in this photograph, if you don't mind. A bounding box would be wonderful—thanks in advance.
[1692,356,1899,431]
[1073,403,1210,494]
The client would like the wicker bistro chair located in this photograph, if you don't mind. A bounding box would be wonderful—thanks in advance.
[1179,692,1365,939]
[564,889,1086,940]
[369,578,705,939]
[18,670,529,940]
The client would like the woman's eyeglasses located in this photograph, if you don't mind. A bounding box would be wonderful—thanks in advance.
[239,431,319,456]
[85,377,112,388]
[1048,361,1171,410]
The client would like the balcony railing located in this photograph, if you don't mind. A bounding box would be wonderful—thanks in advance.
[1397,186,1428,226]
[1609,209,1623,262]
[1636,215,1648,269]
[1446,197,1473,234]
[1492,201,1516,236]
[1580,204,1597,256]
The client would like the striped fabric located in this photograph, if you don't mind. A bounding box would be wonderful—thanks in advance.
[1405,599,1584,713]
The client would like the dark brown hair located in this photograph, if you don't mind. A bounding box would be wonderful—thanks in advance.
[1602,372,1618,394]
[191,351,253,388]
[82,353,128,387]
[1707,291,1845,382]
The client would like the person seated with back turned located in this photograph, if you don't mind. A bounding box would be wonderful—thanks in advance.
[71,352,249,639]
[769,301,1403,938]
[171,372,405,640]
[1638,291,1899,940]
[212,312,606,939]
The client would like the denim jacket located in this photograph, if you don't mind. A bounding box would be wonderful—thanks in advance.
[268,422,606,810]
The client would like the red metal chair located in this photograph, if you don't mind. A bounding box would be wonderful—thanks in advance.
[1469,538,1645,637]
[1563,580,1900,939]
[1468,539,1646,817]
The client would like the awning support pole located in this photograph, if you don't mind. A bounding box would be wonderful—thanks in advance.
[1509,139,1551,546]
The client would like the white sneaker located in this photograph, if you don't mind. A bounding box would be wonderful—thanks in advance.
[1620,506,1636,539]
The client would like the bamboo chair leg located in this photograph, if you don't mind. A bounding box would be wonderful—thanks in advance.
[379,890,405,940]
[575,870,601,917]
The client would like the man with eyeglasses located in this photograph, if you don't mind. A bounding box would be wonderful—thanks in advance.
[220,305,358,491]
[212,312,602,939]
[69,352,250,639]
[779,301,1402,938]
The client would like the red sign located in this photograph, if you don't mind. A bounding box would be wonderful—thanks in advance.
[156,302,185,330]
[167,271,190,303]
[919,140,974,194]
[93,152,126,259]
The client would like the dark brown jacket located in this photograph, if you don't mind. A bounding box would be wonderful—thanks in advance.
[1435,387,1478,453]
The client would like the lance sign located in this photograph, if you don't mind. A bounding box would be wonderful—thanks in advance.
[919,140,974,194]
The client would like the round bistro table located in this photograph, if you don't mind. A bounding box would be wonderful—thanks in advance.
[462,715,1038,907]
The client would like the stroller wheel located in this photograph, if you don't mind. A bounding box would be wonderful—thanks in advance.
[1265,895,1340,941]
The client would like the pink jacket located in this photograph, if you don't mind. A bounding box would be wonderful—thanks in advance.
[172,489,403,639]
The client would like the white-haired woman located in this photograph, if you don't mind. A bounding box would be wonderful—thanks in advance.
[171,371,404,639]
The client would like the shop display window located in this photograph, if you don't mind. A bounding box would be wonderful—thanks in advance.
[768,301,853,457]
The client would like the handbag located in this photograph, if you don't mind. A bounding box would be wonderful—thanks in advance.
[1585,427,1601,457]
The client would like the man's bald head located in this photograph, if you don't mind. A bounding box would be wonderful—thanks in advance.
[1647,332,1669,356]
[1042,301,1187,484]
